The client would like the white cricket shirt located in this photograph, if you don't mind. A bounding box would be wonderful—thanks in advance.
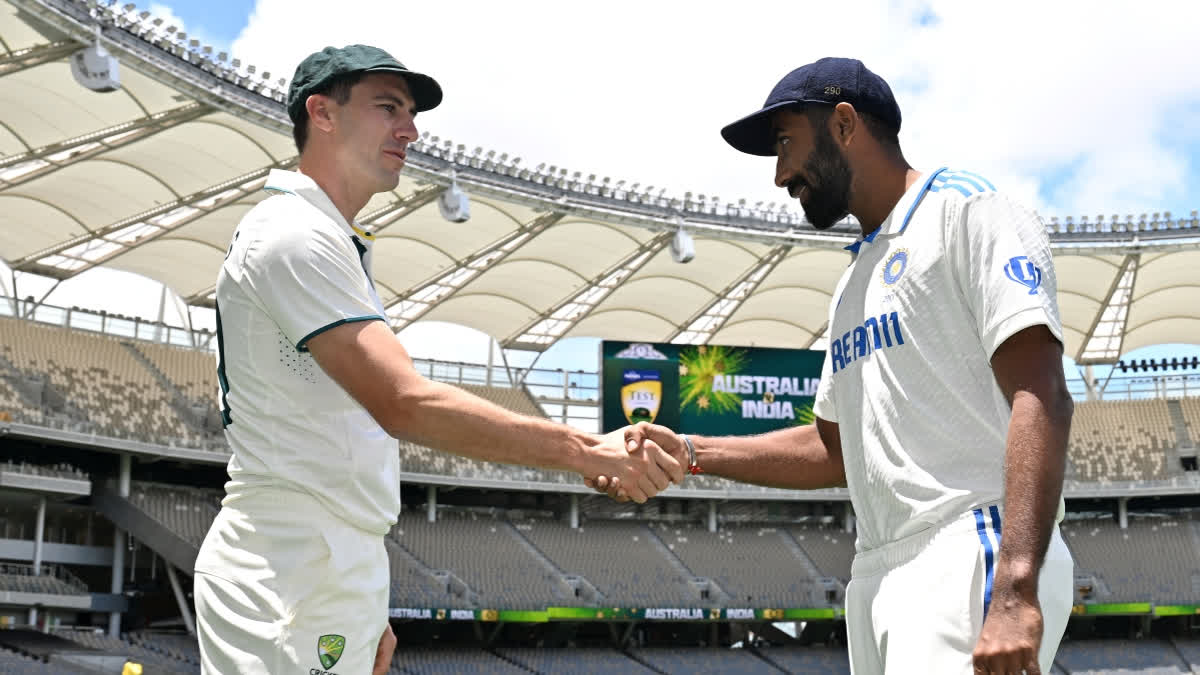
[213,168,400,536]
[813,168,1065,552]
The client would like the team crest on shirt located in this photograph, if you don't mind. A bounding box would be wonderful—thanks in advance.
[317,634,345,670]
[880,248,910,286]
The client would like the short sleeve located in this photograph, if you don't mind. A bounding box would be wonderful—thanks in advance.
[812,342,838,423]
[949,192,1063,358]
[242,221,383,351]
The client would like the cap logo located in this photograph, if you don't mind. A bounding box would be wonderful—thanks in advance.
[824,85,842,96]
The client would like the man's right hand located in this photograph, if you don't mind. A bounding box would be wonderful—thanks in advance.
[580,426,684,503]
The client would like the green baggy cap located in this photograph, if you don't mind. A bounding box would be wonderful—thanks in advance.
[286,44,442,123]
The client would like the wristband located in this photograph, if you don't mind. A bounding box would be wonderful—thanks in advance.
[680,434,703,475]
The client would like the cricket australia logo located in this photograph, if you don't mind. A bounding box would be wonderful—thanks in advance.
[317,634,345,670]
[1003,255,1042,295]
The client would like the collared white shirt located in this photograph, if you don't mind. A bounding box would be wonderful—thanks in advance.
[214,168,400,536]
[813,168,1064,552]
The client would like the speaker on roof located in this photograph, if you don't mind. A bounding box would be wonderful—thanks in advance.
[71,29,121,93]
[437,174,471,223]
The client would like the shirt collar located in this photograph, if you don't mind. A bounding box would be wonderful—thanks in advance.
[262,169,376,244]
[843,167,947,254]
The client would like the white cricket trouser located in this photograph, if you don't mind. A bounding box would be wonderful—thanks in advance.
[194,490,389,675]
[845,504,1073,674]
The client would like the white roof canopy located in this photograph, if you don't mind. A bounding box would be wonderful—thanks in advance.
[3,0,1199,362]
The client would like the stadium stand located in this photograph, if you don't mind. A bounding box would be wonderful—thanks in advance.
[1061,515,1200,603]
[756,646,851,674]
[1068,399,1176,482]
[630,646,783,673]
[392,511,569,609]
[519,519,697,606]
[51,628,199,675]
[498,647,657,674]
[127,340,223,432]
[0,317,207,448]
[125,631,201,670]
[1170,637,1200,671]
[0,461,87,481]
[790,523,856,583]
[1053,638,1189,674]
[0,645,94,675]
[657,522,824,606]
[389,647,528,674]
[0,563,87,596]
[127,482,222,549]
[1179,396,1200,442]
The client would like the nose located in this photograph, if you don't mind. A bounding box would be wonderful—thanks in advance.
[774,154,792,189]
[394,115,418,144]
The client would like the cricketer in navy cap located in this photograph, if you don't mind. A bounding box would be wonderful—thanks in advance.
[721,57,905,232]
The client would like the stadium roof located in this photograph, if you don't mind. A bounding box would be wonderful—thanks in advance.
[3,0,1199,363]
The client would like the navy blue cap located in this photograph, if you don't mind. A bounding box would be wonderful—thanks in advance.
[721,57,901,156]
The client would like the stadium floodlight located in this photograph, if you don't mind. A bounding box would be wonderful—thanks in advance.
[437,171,471,223]
[71,25,121,93]
[670,220,695,264]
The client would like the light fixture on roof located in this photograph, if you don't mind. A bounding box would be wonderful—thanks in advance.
[670,217,695,264]
[437,170,471,223]
[71,25,121,93]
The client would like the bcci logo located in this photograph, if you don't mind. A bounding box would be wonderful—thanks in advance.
[317,634,345,670]
[621,369,662,424]
[1003,256,1042,295]
[881,249,909,286]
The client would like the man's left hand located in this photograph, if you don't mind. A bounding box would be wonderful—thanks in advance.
[972,584,1043,675]
[373,621,396,675]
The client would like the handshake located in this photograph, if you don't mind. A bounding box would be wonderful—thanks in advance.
[579,422,691,503]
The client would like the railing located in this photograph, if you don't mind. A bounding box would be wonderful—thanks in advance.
[0,295,210,348]
[2,295,1197,423]
[0,561,87,592]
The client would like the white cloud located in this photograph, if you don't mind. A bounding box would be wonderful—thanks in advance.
[227,0,1200,221]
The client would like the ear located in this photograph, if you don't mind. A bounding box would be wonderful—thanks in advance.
[305,93,336,134]
[831,102,859,147]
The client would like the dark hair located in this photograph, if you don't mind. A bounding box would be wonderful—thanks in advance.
[292,70,366,154]
[799,103,902,157]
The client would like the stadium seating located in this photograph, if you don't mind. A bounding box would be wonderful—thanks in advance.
[50,629,198,675]
[125,631,201,670]
[657,522,824,606]
[1053,638,1189,674]
[389,647,528,674]
[0,461,88,481]
[498,647,658,674]
[127,482,222,548]
[519,519,698,607]
[1178,396,1200,443]
[0,645,94,675]
[1061,515,1200,603]
[630,646,783,673]
[756,646,851,674]
[1068,399,1176,482]
[790,523,856,583]
[0,317,208,448]
[392,511,571,609]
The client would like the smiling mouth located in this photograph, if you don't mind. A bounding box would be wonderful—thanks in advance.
[789,178,810,203]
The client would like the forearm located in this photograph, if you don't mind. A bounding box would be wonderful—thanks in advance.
[993,388,1072,593]
[386,379,595,475]
[693,424,845,490]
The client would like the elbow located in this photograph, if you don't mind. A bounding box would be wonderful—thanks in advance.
[378,385,433,441]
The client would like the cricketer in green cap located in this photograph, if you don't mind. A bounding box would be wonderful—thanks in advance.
[287,44,442,124]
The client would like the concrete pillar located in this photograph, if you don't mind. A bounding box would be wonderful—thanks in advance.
[1118,497,1129,530]
[569,494,580,529]
[109,454,131,637]
[27,607,37,628]
[708,501,717,533]
[843,502,855,534]
[426,485,437,523]
[32,496,46,574]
